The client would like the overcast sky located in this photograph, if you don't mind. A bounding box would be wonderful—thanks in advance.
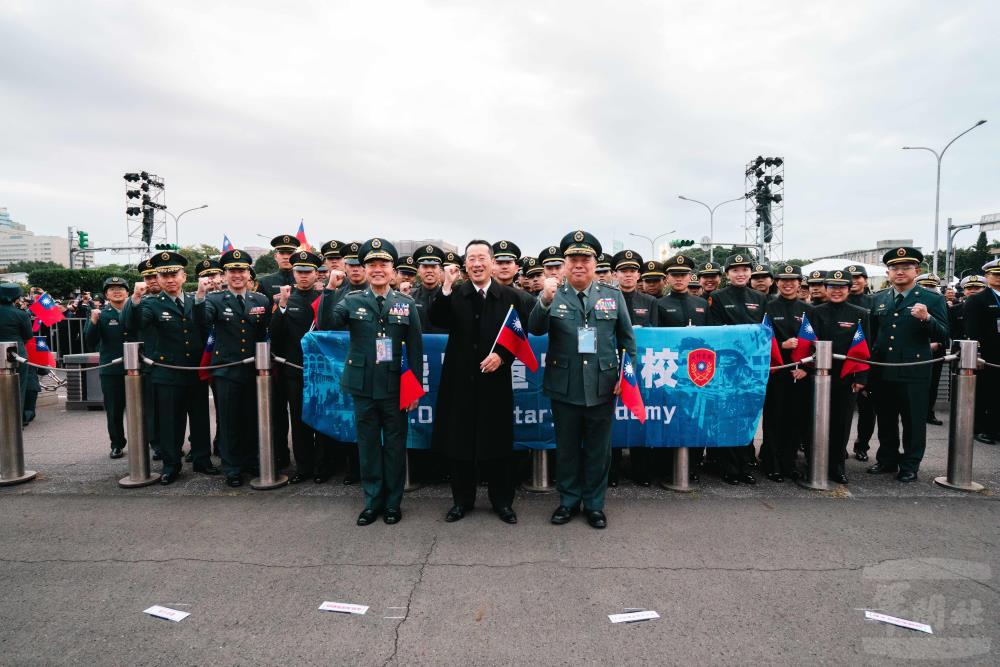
[2,0,997,264]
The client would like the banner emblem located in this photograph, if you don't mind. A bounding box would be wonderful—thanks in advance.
[687,348,716,387]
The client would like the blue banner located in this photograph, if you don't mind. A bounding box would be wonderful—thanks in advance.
[301,324,770,449]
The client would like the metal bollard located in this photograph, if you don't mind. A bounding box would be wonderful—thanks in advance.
[935,340,984,492]
[119,342,159,487]
[798,340,832,491]
[251,342,287,490]
[0,342,36,486]
[661,447,693,492]
[404,450,419,492]
[524,449,553,492]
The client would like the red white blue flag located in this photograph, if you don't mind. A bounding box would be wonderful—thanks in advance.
[222,235,233,253]
[295,219,311,251]
[26,336,55,367]
[790,313,817,363]
[762,315,784,369]
[29,292,65,327]
[841,324,871,379]
[494,305,538,372]
[618,349,646,423]
[198,330,215,382]
[399,342,426,409]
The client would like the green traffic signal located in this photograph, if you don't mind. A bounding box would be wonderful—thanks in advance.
[154,243,179,251]
[669,239,695,248]
[77,230,89,249]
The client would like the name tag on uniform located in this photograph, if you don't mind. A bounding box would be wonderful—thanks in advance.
[746,303,759,310]
[109,320,119,326]
[375,338,393,363]
[838,321,853,328]
[695,307,705,313]
[577,326,596,353]
[595,297,617,312]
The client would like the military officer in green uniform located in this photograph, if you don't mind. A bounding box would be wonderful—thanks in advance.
[529,230,637,529]
[866,247,949,482]
[195,249,272,486]
[135,258,163,460]
[124,252,218,484]
[84,276,131,459]
[0,283,31,413]
[321,238,424,526]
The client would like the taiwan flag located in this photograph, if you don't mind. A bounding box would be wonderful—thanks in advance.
[222,235,234,253]
[399,342,426,409]
[790,313,817,363]
[198,330,215,382]
[762,315,783,369]
[29,292,65,327]
[494,305,538,372]
[295,219,312,251]
[841,324,871,379]
[618,349,646,423]
[26,336,56,367]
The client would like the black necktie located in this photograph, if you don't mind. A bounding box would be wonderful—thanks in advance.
[894,292,903,307]
[376,295,385,314]
[175,297,182,309]
[479,288,486,300]
[577,291,586,311]
[237,294,245,310]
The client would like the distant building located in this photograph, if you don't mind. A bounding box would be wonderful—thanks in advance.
[813,239,922,266]
[394,239,459,256]
[0,207,71,269]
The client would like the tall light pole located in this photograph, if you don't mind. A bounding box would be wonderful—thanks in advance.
[165,204,209,247]
[902,120,987,277]
[629,230,675,261]
[678,195,744,263]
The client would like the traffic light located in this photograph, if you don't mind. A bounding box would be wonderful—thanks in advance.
[126,207,141,216]
[141,209,154,245]
[670,239,695,248]
[77,230,89,249]
[154,243,179,251]
[124,173,141,182]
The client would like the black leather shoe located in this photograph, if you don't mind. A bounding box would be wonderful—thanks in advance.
[184,452,193,463]
[160,471,178,485]
[383,508,402,524]
[109,447,124,459]
[194,464,221,475]
[854,451,869,462]
[551,505,579,525]
[151,450,162,461]
[830,473,849,484]
[608,476,619,488]
[765,472,784,483]
[445,505,466,522]
[688,472,700,483]
[897,471,918,483]
[225,475,243,488]
[867,463,897,474]
[975,433,996,445]
[289,473,309,484]
[722,473,740,485]
[634,478,651,488]
[343,474,359,486]
[746,460,759,469]
[495,507,517,524]
[313,473,331,484]
[585,510,607,529]
[357,509,379,526]
[741,473,756,485]
[926,415,943,426]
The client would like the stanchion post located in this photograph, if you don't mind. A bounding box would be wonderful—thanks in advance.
[798,340,832,491]
[119,341,159,487]
[935,340,984,492]
[661,447,693,492]
[0,341,36,486]
[251,342,287,490]
[524,449,553,493]
[404,450,419,492]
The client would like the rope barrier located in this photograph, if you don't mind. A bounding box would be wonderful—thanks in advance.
[768,356,813,371]
[981,359,1000,369]
[11,354,124,373]
[141,356,254,371]
[830,353,956,368]
[271,355,304,371]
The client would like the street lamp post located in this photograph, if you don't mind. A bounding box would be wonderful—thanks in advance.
[629,230,675,261]
[902,120,987,277]
[165,204,209,247]
[677,195,745,263]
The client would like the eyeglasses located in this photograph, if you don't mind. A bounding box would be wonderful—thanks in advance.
[887,265,916,273]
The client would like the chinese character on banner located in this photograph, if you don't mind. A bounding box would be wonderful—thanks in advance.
[510,359,528,390]
[640,347,679,389]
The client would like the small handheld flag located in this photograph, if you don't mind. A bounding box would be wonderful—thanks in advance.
[790,313,817,363]
[762,315,783,369]
[295,219,312,251]
[399,342,426,409]
[618,349,645,423]
[492,305,538,372]
[841,323,871,379]
[29,292,66,327]
[198,330,216,382]
[26,336,56,367]
[222,235,234,253]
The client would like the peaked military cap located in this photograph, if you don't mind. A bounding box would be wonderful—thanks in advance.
[220,249,253,270]
[320,240,344,259]
[196,258,222,277]
[0,283,21,303]
[523,256,543,276]
[360,238,398,264]
[663,254,696,274]
[697,261,721,277]
[415,244,444,265]
[724,253,754,270]
[805,269,827,284]
[291,250,322,270]
[961,274,985,288]
[824,269,851,286]
[492,240,521,262]
[750,263,772,278]
[916,272,940,287]
[270,234,300,252]
[539,245,565,266]
[396,255,418,276]
[774,264,802,280]
[595,253,612,271]
[612,249,642,271]
[640,260,666,280]
[846,264,868,278]
[560,229,601,257]
[882,246,923,266]
[443,250,461,267]
[343,241,362,266]
[151,251,188,273]
[982,258,1000,274]
[138,258,157,276]
[102,276,129,293]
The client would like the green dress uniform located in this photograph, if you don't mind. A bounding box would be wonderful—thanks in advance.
[528,231,636,522]
[322,239,424,522]
[123,253,212,480]
[135,259,162,459]
[195,249,272,482]
[868,247,949,479]
[84,279,131,454]
[0,284,32,412]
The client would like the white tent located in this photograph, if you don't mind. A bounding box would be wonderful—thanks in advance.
[800,258,886,281]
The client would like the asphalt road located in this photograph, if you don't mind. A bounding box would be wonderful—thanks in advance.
[1,391,997,665]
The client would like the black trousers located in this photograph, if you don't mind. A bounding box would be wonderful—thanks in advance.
[760,371,807,475]
[974,366,999,438]
[154,382,211,476]
[610,447,654,482]
[214,377,259,478]
[827,378,857,477]
[449,456,515,510]
[875,379,930,473]
[853,387,877,453]
[271,366,291,468]
[284,374,334,477]
[99,375,126,450]
[927,347,945,415]
[143,372,160,454]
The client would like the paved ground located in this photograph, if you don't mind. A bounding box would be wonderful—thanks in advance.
[1,390,998,665]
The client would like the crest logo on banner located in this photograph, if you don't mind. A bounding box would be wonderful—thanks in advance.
[687,348,716,387]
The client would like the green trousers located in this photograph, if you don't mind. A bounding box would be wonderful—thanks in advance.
[551,399,614,511]
[353,396,408,512]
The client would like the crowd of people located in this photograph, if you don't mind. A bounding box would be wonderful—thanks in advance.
[1,230,997,529]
